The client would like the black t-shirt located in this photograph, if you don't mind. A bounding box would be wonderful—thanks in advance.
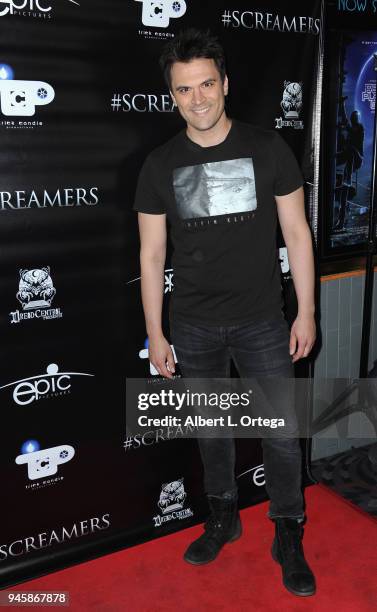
[133,119,303,325]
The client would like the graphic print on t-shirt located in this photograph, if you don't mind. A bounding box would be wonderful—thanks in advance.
[173,158,257,225]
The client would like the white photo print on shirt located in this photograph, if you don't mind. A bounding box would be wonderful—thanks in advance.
[173,158,257,225]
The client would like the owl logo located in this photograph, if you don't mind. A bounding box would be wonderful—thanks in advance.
[158,478,187,514]
[16,267,56,310]
[280,81,303,119]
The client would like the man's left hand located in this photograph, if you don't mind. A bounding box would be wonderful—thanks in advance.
[289,314,316,363]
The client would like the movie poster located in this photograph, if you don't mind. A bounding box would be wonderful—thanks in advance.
[323,31,377,254]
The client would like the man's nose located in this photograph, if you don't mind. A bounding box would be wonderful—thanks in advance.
[191,87,205,106]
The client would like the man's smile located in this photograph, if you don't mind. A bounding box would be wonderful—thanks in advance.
[191,106,210,115]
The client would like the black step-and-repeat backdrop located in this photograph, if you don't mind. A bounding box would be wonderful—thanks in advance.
[0,0,321,587]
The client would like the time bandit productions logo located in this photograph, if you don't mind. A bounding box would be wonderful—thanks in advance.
[0,363,94,406]
[153,478,193,527]
[275,81,304,130]
[9,267,63,324]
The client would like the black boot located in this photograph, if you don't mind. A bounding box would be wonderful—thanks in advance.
[184,492,242,565]
[271,518,316,597]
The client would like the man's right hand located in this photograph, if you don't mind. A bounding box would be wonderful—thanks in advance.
[148,334,176,379]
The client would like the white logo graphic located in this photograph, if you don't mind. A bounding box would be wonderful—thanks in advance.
[17,267,55,309]
[237,463,265,487]
[135,0,186,27]
[16,444,75,480]
[10,267,63,324]
[0,363,94,406]
[164,268,174,293]
[275,81,304,130]
[0,0,80,19]
[0,0,51,17]
[281,81,302,118]
[153,478,193,527]
[139,340,178,375]
[279,247,290,274]
[0,80,54,116]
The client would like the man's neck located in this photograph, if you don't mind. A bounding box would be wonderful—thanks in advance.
[186,114,232,148]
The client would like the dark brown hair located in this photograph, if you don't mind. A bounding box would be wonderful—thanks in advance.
[159,28,226,89]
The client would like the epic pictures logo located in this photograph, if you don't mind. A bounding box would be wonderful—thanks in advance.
[0,363,94,406]
[237,463,265,487]
[0,0,80,20]
[9,267,63,324]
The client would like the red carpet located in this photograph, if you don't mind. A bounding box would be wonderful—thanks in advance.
[8,484,377,611]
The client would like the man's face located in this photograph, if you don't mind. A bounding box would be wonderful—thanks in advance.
[170,58,228,134]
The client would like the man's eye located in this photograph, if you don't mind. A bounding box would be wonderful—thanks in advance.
[178,88,189,94]
[203,82,214,88]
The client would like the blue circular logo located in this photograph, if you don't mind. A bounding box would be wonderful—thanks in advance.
[0,64,14,80]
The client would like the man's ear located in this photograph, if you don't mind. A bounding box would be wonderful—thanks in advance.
[223,75,229,96]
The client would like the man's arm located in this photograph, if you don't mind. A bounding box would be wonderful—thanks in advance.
[275,186,316,363]
[138,212,175,378]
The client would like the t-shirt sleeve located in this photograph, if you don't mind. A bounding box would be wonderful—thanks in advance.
[133,154,166,214]
[272,131,304,196]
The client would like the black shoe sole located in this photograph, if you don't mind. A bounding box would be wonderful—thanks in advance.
[183,521,242,566]
[271,543,316,597]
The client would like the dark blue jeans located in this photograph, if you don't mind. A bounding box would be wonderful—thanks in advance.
[170,313,304,521]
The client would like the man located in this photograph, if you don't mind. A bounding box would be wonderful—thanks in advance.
[134,29,316,597]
